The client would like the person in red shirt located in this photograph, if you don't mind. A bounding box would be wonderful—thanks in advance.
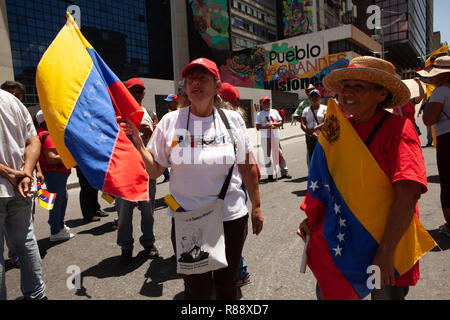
[36,111,73,242]
[297,56,428,300]
[278,108,286,129]
[393,77,426,136]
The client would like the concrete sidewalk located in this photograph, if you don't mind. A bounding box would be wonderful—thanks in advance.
[65,121,305,190]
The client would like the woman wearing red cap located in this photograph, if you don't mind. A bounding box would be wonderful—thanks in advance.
[122,57,263,300]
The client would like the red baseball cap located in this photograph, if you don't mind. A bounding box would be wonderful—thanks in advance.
[125,78,145,89]
[260,96,271,103]
[181,57,221,80]
[219,82,240,107]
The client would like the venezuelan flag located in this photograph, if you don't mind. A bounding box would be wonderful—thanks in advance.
[417,45,448,71]
[300,100,436,299]
[37,183,56,210]
[36,13,148,202]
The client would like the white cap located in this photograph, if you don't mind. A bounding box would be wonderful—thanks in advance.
[35,110,45,124]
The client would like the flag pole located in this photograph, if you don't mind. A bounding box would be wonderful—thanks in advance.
[300,235,310,273]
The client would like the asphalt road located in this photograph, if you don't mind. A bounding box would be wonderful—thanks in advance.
[3,118,449,301]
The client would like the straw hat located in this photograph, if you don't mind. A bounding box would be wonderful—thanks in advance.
[323,56,410,108]
[417,56,450,77]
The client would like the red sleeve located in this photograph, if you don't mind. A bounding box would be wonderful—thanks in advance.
[388,117,427,194]
[43,133,56,151]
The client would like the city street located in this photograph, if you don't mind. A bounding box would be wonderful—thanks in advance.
[3,118,449,301]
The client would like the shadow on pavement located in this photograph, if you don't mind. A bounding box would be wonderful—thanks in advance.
[103,205,117,213]
[155,197,168,210]
[65,218,88,229]
[285,176,308,184]
[37,237,71,259]
[77,221,116,236]
[73,251,150,298]
[428,229,450,251]
[292,189,307,197]
[139,256,182,298]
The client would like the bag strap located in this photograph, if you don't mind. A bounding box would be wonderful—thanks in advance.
[365,111,392,148]
[217,108,236,200]
[41,132,50,146]
[311,108,320,125]
[441,110,450,119]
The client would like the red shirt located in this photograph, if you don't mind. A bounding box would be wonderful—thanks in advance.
[351,109,427,286]
[37,127,71,174]
[393,100,416,124]
[278,109,286,120]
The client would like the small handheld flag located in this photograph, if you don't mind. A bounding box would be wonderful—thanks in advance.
[101,193,115,204]
[164,194,185,212]
[37,183,56,210]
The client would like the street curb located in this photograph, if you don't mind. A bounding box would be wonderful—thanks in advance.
[253,133,304,149]
[66,133,304,190]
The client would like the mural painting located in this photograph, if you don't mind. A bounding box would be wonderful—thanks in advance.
[220,36,351,98]
[188,0,230,50]
[282,0,314,37]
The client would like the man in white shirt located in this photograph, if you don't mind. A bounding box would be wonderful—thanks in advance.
[0,89,46,300]
[256,97,291,181]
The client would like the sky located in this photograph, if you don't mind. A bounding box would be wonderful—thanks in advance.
[434,0,449,45]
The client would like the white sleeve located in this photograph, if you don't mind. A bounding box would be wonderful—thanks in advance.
[17,97,37,140]
[147,116,170,168]
[230,112,253,164]
[255,112,263,125]
[272,110,282,122]
[301,107,309,118]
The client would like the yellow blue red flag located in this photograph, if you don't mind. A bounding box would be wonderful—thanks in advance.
[36,13,148,202]
[300,99,436,299]
[37,183,56,211]
[417,45,448,71]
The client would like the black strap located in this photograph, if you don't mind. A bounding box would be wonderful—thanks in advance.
[364,112,392,148]
[442,110,450,119]
[41,132,50,145]
[217,108,236,200]
[311,108,320,125]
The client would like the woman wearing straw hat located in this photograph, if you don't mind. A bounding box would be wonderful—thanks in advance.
[297,56,428,299]
[121,57,263,300]
[420,55,450,237]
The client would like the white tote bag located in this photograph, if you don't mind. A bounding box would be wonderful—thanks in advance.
[174,108,236,275]
[174,198,227,274]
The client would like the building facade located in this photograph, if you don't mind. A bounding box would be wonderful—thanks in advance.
[0,0,435,119]
[229,0,278,50]
[2,0,152,107]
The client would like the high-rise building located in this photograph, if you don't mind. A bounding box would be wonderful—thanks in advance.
[348,0,428,74]
[229,0,278,50]
[1,0,153,106]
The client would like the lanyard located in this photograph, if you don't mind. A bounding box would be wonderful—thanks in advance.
[186,107,218,147]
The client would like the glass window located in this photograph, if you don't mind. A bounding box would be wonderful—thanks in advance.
[6,0,150,107]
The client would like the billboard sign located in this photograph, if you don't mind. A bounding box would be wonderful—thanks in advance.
[220,31,351,98]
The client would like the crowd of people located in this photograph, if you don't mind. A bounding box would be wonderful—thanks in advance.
[0,54,449,300]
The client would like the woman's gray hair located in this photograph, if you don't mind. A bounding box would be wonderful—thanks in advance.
[215,95,248,122]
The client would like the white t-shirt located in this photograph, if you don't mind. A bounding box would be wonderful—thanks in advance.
[428,84,450,136]
[255,109,282,138]
[302,104,327,135]
[147,107,252,221]
[0,90,37,197]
